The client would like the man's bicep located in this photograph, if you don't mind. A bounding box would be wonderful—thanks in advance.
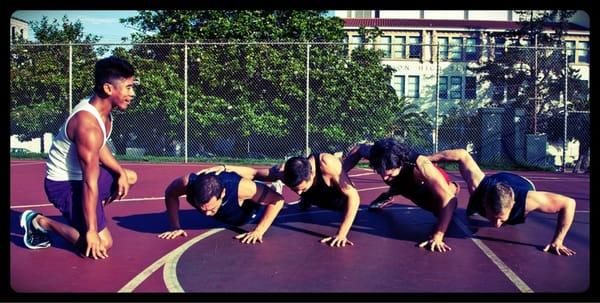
[75,124,103,167]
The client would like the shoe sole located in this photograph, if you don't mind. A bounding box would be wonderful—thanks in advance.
[20,210,50,250]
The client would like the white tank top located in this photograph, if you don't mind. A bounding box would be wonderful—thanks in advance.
[46,98,112,181]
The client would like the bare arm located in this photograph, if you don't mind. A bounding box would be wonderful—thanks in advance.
[198,164,284,182]
[427,149,485,194]
[235,179,284,244]
[323,154,360,247]
[527,191,577,256]
[99,145,130,200]
[165,176,189,228]
[342,143,371,173]
[415,156,457,252]
[69,112,107,259]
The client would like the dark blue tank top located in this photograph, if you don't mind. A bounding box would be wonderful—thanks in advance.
[187,172,261,226]
[467,172,534,225]
[300,153,348,211]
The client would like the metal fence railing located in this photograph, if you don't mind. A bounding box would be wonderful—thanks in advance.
[10,42,590,171]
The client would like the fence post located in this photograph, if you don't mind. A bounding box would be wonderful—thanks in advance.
[434,42,440,154]
[562,45,569,172]
[69,42,73,114]
[184,41,189,163]
[305,43,311,157]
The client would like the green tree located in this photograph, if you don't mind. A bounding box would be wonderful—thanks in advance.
[10,16,104,152]
[121,10,411,158]
[468,10,588,136]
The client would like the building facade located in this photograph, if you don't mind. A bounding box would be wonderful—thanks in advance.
[10,17,29,41]
[335,10,590,115]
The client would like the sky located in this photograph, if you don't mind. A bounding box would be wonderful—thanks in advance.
[12,10,336,43]
[12,10,140,43]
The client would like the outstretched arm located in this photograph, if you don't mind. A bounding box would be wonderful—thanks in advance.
[196,164,284,182]
[158,175,189,240]
[527,191,577,256]
[427,149,485,194]
[323,154,360,247]
[235,179,285,244]
[414,156,457,252]
[71,112,107,260]
[342,143,371,173]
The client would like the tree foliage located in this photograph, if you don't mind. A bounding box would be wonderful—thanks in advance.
[467,10,589,138]
[10,16,104,152]
[121,10,409,157]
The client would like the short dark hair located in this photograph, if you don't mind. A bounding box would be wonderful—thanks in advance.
[368,138,411,175]
[283,156,311,188]
[187,173,224,207]
[484,182,515,214]
[93,56,135,98]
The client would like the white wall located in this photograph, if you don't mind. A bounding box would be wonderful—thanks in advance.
[379,10,422,19]
[10,133,53,153]
[467,10,511,21]
[423,10,465,20]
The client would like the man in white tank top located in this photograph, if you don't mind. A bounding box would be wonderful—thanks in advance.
[20,56,138,260]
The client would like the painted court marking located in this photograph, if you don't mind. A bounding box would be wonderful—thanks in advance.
[121,207,537,293]
[120,210,337,293]
[452,217,534,293]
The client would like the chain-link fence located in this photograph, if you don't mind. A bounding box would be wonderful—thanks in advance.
[10,42,590,171]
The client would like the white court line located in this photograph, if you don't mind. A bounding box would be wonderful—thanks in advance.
[10,162,45,167]
[452,218,534,293]
[121,210,336,293]
[119,227,226,293]
[10,196,166,209]
[349,172,376,177]
[11,184,392,210]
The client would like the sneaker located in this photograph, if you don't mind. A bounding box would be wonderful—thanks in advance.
[368,193,394,210]
[20,210,51,249]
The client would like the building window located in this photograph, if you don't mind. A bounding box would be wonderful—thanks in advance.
[465,38,479,61]
[578,41,589,63]
[465,77,476,99]
[11,26,16,41]
[394,36,406,58]
[438,37,448,60]
[393,75,405,98]
[494,37,506,59]
[407,76,420,98]
[450,76,462,99]
[439,76,448,99]
[450,37,463,61]
[379,36,391,58]
[354,10,372,18]
[565,41,576,63]
[349,35,363,54]
[409,36,422,59]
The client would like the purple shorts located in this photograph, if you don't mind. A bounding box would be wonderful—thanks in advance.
[44,165,117,235]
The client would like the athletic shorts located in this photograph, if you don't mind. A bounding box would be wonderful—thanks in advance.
[44,165,117,235]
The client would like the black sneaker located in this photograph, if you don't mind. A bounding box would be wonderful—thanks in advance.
[368,193,394,210]
[20,210,51,249]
